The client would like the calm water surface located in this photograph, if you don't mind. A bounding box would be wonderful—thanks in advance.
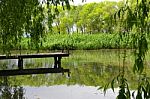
[0,50,147,99]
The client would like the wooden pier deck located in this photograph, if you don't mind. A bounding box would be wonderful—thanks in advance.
[0,52,70,76]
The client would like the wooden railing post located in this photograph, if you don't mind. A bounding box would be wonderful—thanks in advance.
[54,57,57,68]
[54,57,62,68]
[18,57,23,70]
[58,57,62,68]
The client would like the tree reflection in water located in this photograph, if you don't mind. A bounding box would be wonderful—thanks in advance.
[0,77,25,99]
[0,50,144,98]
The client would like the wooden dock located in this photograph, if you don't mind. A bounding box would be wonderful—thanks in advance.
[0,52,70,76]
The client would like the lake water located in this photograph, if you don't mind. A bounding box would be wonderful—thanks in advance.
[0,50,148,99]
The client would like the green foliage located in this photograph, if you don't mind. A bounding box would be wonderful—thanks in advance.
[0,0,71,53]
[52,1,123,34]
[132,74,150,99]
[102,0,150,98]
[44,33,136,50]
[104,74,131,99]
[15,33,136,50]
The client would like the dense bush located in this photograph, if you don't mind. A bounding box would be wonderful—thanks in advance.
[17,33,135,50]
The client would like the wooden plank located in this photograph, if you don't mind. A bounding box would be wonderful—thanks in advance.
[0,68,70,76]
[0,55,18,59]
[0,52,69,59]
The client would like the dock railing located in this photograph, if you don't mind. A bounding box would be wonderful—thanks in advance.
[0,52,70,76]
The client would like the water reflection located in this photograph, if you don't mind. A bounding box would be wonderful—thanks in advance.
[0,50,142,98]
[24,85,118,99]
[0,77,25,99]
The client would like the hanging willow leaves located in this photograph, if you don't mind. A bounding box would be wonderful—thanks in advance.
[102,0,150,98]
[112,0,150,75]
[0,0,71,53]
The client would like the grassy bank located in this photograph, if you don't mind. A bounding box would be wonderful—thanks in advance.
[18,33,134,50]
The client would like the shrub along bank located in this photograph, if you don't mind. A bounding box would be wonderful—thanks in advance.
[19,33,134,50]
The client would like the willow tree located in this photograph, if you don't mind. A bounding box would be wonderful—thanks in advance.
[0,0,71,54]
[103,0,150,98]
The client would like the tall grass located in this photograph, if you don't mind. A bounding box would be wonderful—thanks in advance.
[18,33,134,50]
[41,33,133,50]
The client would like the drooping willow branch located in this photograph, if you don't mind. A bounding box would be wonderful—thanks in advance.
[0,0,71,53]
[102,0,150,98]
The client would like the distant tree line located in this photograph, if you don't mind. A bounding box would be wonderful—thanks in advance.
[51,1,124,34]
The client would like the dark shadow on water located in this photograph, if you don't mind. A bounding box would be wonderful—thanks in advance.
[0,77,25,99]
